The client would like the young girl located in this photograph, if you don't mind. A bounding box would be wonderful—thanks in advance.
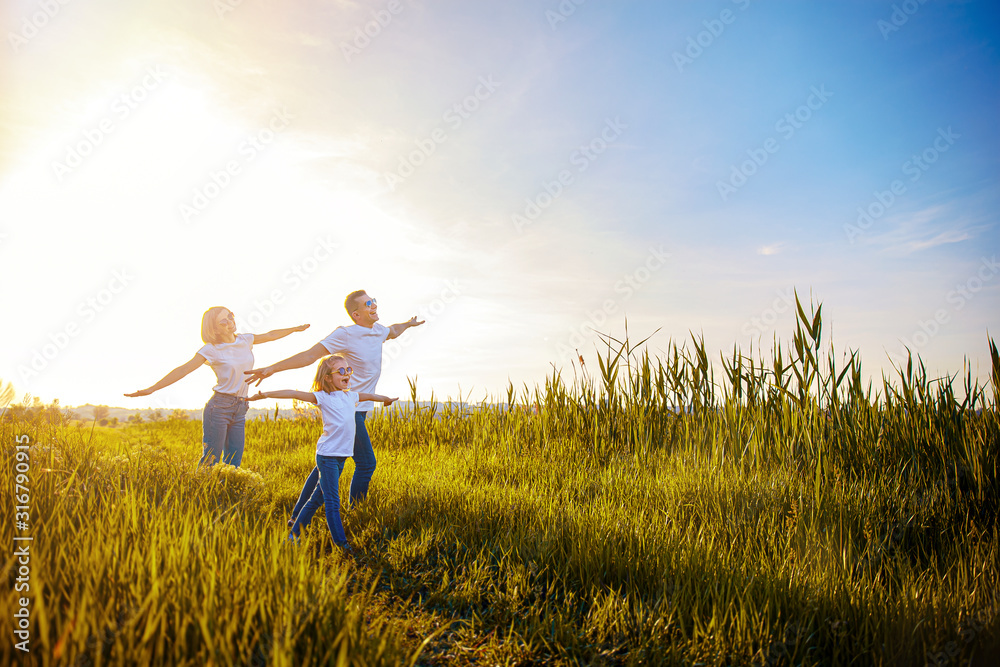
[125,306,309,467]
[249,355,396,550]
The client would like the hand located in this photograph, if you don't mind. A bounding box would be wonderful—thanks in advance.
[244,367,273,386]
[407,316,425,328]
[382,397,398,406]
[124,389,152,397]
[294,324,310,332]
[248,392,268,401]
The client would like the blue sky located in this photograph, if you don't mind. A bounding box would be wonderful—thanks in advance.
[1,0,997,410]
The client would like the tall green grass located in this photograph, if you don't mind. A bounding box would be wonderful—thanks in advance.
[2,296,998,665]
[2,417,416,666]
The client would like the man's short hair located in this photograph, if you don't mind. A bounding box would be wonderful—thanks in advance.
[344,290,367,316]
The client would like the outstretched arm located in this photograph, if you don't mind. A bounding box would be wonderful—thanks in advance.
[244,342,328,386]
[358,393,398,406]
[125,354,205,397]
[387,316,425,340]
[248,389,317,404]
[253,324,310,344]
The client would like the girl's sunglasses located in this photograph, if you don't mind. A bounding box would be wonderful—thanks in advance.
[327,366,353,376]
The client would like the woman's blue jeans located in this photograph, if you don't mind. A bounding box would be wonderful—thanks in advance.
[289,454,348,546]
[200,392,248,467]
[290,412,374,519]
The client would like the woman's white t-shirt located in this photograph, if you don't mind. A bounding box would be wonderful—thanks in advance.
[197,333,254,398]
[320,323,390,411]
[314,390,360,456]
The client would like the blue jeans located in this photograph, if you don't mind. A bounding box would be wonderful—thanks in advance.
[290,412,374,519]
[201,392,248,467]
[290,454,348,546]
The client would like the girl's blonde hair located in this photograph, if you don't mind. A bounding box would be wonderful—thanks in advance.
[201,306,233,344]
[313,355,348,392]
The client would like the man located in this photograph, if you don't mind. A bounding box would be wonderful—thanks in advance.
[245,290,423,506]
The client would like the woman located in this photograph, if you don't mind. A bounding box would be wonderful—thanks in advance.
[125,306,309,467]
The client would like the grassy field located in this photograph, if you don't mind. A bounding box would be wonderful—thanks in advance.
[3,304,999,665]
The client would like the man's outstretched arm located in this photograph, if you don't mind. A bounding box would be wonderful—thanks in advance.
[244,343,328,386]
[387,316,425,340]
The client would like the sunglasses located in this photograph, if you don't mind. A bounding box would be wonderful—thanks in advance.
[363,298,377,308]
[326,366,353,376]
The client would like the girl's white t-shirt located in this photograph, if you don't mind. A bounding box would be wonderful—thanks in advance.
[320,323,390,411]
[197,333,254,398]
[314,390,360,456]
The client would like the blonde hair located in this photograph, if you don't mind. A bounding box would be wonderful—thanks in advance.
[312,355,348,392]
[344,290,367,316]
[200,306,233,344]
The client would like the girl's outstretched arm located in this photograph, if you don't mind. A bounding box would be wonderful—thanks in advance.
[358,393,398,406]
[249,389,317,404]
[124,354,205,397]
[253,324,310,344]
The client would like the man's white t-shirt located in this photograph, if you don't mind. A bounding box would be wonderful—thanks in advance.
[320,323,390,411]
[198,333,254,398]
[314,390,359,456]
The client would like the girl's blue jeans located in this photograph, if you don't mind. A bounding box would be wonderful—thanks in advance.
[289,454,348,546]
[290,412,374,519]
[200,391,248,467]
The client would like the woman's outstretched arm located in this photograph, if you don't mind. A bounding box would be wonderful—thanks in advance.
[124,354,205,397]
[253,324,310,344]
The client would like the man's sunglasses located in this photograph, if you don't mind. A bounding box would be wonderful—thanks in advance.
[363,298,377,308]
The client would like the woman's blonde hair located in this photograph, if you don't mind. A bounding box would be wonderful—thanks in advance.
[312,355,348,392]
[201,306,233,344]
